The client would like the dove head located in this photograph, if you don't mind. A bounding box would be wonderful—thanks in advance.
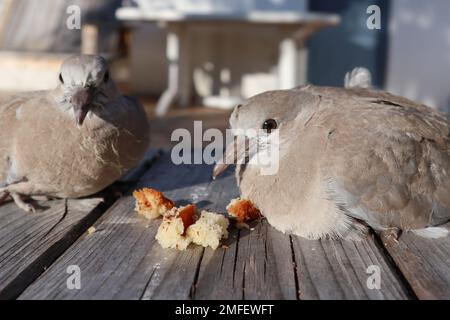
[213,87,320,179]
[56,55,120,126]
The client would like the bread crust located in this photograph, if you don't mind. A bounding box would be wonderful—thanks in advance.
[227,198,261,223]
[133,188,175,220]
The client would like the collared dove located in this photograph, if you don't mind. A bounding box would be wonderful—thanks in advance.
[0,55,149,212]
[214,82,450,240]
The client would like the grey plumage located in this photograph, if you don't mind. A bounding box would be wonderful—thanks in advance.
[214,85,450,240]
[0,55,149,212]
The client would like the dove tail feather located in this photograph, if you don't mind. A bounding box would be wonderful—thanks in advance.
[412,227,449,239]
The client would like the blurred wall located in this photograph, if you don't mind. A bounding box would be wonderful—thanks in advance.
[129,24,168,96]
[308,0,389,88]
[0,0,122,92]
[0,0,121,53]
[386,0,450,111]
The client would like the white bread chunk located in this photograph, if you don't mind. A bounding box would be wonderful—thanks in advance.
[187,211,230,250]
[155,205,197,251]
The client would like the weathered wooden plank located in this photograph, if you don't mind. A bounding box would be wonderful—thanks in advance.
[119,149,162,183]
[193,218,298,300]
[291,234,413,300]
[380,226,450,300]
[0,197,105,299]
[19,153,215,300]
[191,170,298,300]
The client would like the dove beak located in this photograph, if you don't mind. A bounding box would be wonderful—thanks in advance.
[213,135,255,180]
[73,87,95,126]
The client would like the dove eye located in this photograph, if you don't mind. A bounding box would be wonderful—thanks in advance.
[262,119,277,133]
[59,73,64,84]
[103,71,110,83]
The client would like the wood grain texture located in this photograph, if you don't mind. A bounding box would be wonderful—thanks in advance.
[292,234,413,300]
[0,197,105,299]
[381,225,450,300]
[191,171,298,300]
[192,168,297,300]
[193,219,298,300]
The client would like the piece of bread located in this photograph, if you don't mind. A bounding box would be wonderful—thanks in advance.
[187,211,230,250]
[226,198,261,223]
[133,188,175,220]
[155,205,198,250]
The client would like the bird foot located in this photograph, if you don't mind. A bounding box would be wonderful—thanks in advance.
[381,227,402,245]
[11,193,36,213]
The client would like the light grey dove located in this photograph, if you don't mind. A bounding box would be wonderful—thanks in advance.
[214,84,450,240]
[0,55,150,212]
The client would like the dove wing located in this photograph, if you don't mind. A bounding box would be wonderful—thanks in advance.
[319,88,450,230]
[0,91,50,188]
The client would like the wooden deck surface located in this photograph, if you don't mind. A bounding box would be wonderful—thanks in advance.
[0,150,449,300]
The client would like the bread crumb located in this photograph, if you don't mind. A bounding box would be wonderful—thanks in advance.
[155,205,198,251]
[87,227,96,235]
[227,198,261,223]
[187,211,229,250]
[133,188,175,220]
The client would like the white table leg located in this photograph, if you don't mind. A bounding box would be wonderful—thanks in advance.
[178,28,192,108]
[156,25,192,116]
[278,38,297,90]
[278,35,308,90]
[156,31,180,116]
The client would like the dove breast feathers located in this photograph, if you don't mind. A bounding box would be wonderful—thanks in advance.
[237,86,450,239]
[0,91,149,198]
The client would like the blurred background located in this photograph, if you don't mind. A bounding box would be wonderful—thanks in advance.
[0,0,448,148]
